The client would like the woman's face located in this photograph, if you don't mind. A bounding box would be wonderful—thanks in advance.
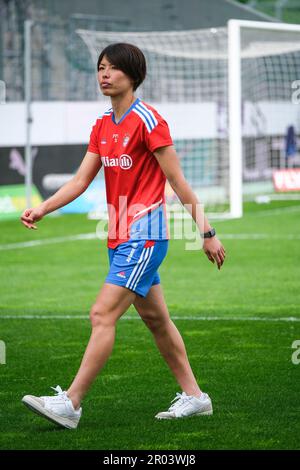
[98,55,134,97]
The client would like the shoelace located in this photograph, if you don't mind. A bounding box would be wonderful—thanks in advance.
[42,385,68,404]
[168,392,190,411]
[51,385,65,396]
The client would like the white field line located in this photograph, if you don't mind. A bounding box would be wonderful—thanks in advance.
[215,204,300,222]
[220,234,300,239]
[1,231,300,251]
[0,315,299,322]
[0,233,97,250]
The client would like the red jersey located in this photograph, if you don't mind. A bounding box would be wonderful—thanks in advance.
[88,98,173,248]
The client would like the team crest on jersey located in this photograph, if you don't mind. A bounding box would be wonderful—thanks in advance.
[123,133,130,147]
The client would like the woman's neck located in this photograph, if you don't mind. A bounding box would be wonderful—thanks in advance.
[111,93,136,123]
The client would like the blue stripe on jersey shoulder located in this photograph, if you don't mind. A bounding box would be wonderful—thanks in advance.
[99,108,113,119]
[133,107,153,133]
[133,102,158,133]
[137,102,158,128]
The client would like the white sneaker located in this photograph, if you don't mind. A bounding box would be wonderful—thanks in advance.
[22,385,82,429]
[155,391,213,419]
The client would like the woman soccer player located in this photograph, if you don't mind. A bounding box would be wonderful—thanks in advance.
[21,43,226,429]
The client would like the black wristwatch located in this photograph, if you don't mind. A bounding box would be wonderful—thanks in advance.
[201,228,216,239]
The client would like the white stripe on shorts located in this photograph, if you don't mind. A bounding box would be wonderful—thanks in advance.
[133,245,154,290]
[128,247,151,290]
[125,248,146,289]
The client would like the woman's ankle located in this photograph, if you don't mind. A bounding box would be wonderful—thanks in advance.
[67,391,81,410]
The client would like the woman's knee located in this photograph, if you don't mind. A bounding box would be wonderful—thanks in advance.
[140,311,170,332]
[89,303,117,328]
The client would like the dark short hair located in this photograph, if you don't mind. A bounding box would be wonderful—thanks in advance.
[97,43,146,91]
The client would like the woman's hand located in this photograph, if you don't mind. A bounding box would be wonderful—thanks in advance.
[203,237,226,270]
[20,206,45,230]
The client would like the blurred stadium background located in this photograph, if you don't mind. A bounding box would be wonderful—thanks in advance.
[0,0,300,451]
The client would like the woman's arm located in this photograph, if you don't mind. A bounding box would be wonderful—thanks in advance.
[20,151,102,230]
[154,145,226,270]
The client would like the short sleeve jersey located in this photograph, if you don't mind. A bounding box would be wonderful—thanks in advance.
[88,98,173,248]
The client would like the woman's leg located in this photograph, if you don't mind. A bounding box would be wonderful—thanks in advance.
[67,283,136,409]
[133,284,202,397]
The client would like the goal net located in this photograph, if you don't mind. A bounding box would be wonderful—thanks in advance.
[232,21,300,204]
[77,20,300,219]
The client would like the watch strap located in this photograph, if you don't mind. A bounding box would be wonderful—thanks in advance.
[201,228,216,239]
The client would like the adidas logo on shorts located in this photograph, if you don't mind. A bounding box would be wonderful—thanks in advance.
[117,271,126,279]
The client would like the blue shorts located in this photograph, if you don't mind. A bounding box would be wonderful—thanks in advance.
[105,239,169,298]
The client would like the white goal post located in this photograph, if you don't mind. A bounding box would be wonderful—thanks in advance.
[77,20,300,219]
[228,19,300,218]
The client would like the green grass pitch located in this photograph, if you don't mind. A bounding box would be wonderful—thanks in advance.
[0,200,299,450]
